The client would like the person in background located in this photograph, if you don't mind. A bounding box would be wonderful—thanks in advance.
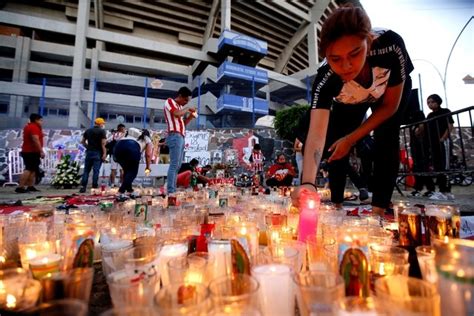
[408,110,435,197]
[79,118,107,193]
[114,128,153,198]
[107,124,126,187]
[292,5,413,216]
[294,138,303,184]
[176,158,211,187]
[266,154,296,187]
[426,94,454,200]
[15,114,44,193]
[158,136,170,163]
[164,87,196,195]
[248,143,265,183]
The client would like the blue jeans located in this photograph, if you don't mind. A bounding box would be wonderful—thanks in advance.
[114,140,141,193]
[81,150,102,188]
[166,133,185,194]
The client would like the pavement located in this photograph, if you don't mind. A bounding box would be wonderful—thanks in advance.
[1,183,473,214]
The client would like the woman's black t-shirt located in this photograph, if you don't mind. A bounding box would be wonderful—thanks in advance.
[311,29,414,110]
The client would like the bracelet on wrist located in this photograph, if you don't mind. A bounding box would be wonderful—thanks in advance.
[301,182,317,190]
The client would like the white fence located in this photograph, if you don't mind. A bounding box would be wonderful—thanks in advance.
[3,148,78,186]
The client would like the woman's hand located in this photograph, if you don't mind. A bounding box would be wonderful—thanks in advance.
[328,136,353,162]
[291,183,317,208]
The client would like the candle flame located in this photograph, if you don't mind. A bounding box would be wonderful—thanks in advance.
[0,256,5,264]
[185,271,203,284]
[6,294,16,309]
[240,227,247,235]
[344,236,353,243]
[378,263,386,275]
[308,200,315,209]
[26,248,37,260]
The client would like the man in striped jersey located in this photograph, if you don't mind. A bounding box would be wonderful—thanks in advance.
[164,87,195,195]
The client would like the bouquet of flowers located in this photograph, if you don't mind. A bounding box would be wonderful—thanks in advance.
[51,155,81,189]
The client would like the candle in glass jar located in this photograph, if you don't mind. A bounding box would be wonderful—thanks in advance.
[158,243,188,286]
[252,264,294,316]
[208,239,231,278]
[29,254,61,280]
[297,198,319,242]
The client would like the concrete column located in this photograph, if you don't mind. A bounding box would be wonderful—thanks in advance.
[9,36,31,118]
[221,0,231,31]
[68,0,91,127]
[88,47,100,118]
[307,22,318,67]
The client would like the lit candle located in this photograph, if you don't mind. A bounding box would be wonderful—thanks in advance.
[252,264,294,316]
[29,254,61,280]
[235,223,258,262]
[297,197,319,242]
[184,270,203,284]
[208,239,231,278]
[158,243,188,286]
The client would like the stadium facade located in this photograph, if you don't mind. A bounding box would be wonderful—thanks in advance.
[0,0,357,130]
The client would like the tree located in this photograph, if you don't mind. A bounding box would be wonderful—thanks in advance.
[51,155,81,189]
[273,104,309,141]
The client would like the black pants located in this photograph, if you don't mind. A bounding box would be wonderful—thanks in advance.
[114,140,141,194]
[266,175,294,187]
[411,138,435,192]
[326,78,412,208]
[431,139,451,193]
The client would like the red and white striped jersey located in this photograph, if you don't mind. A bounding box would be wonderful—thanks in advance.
[164,98,185,136]
[251,151,264,173]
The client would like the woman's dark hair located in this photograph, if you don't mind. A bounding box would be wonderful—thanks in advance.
[253,143,261,151]
[138,129,151,141]
[319,5,372,58]
[427,94,443,106]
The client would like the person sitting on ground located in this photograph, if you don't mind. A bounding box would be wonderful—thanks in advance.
[265,154,296,187]
[177,158,211,187]
[113,128,153,198]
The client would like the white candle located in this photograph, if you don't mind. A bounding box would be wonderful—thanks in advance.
[158,243,188,286]
[252,264,294,316]
[208,240,231,278]
[29,254,61,280]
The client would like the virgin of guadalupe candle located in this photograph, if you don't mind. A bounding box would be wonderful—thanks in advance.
[398,208,422,247]
[338,229,370,297]
[64,223,95,270]
[252,264,294,316]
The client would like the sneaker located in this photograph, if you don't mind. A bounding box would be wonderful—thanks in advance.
[411,190,422,197]
[116,193,128,202]
[27,186,40,192]
[79,187,86,193]
[15,187,28,193]
[359,189,370,203]
[444,193,455,201]
[423,191,434,197]
[129,192,140,199]
[429,192,448,201]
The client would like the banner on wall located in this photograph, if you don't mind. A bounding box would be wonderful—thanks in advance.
[184,151,211,166]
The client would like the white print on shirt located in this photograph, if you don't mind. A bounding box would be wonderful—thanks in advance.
[335,67,390,105]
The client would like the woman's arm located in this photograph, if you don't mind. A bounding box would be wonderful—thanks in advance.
[294,138,302,152]
[328,82,404,162]
[301,109,330,184]
[145,143,153,169]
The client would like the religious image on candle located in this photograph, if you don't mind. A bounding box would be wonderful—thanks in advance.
[339,248,369,297]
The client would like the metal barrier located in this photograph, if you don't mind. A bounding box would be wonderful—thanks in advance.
[3,148,79,186]
[397,106,474,192]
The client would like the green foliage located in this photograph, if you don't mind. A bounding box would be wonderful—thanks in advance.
[51,155,81,188]
[274,104,310,141]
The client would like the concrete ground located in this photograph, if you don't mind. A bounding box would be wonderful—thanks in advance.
[1,183,473,214]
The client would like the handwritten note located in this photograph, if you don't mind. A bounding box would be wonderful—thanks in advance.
[185,131,209,152]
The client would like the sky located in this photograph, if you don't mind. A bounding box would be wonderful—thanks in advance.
[361,0,473,125]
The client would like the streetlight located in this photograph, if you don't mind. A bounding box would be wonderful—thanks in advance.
[414,16,473,109]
